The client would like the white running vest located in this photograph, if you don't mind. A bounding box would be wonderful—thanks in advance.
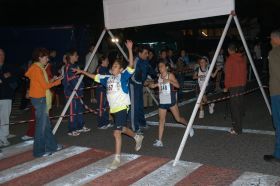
[158,74,172,104]
[197,67,209,89]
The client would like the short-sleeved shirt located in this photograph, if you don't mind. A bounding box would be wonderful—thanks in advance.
[94,67,135,113]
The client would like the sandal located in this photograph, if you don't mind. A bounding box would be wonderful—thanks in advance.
[229,128,238,135]
[67,131,80,136]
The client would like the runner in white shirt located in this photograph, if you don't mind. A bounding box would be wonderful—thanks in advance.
[193,56,221,118]
[149,60,194,147]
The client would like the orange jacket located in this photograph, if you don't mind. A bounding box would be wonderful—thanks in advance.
[224,53,247,88]
[25,63,60,98]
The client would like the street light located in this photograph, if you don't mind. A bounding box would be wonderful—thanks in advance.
[111,37,119,43]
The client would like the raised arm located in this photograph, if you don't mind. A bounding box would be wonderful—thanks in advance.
[125,40,134,68]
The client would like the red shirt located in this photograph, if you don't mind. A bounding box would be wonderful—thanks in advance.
[224,53,247,88]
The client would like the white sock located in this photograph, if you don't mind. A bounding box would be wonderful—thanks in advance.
[134,134,138,141]
[114,154,120,161]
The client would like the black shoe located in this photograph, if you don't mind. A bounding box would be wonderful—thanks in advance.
[264,155,280,163]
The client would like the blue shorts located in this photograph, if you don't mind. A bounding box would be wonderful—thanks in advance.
[112,109,128,130]
[159,102,176,110]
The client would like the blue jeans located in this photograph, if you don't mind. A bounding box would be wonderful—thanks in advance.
[31,98,58,157]
[271,95,280,158]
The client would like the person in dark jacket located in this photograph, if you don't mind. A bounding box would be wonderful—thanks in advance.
[63,49,90,136]
[0,49,17,147]
[130,46,156,133]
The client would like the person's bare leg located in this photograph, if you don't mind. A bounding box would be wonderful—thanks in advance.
[109,130,122,169]
[158,108,167,141]
[122,127,135,138]
[170,105,187,125]
[114,130,122,155]
[170,104,194,137]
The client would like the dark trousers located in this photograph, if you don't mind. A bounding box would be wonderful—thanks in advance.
[96,90,109,127]
[68,98,84,132]
[130,83,146,132]
[229,86,245,134]
[271,95,280,158]
[176,73,184,101]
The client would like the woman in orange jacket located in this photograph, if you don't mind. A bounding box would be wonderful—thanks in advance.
[25,48,63,157]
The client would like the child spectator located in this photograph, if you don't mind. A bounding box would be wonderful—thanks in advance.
[193,56,221,119]
[63,49,90,136]
[96,56,113,129]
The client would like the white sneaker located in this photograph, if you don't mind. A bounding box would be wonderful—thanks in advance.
[98,125,108,130]
[21,135,34,141]
[77,127,91,133]
[0,139,10,147]
[106,123,114,128]
[209,103,215,114]
[199,110,204,118]
[109,159,120,170]
[135,134,144,151]
[153,140,163,147]
[189,128,194,137]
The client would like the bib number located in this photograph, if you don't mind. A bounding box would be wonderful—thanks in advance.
[107,82,119,93]
[160,83,171,94]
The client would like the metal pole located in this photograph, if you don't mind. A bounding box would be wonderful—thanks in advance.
[52,29,107,134]
[173,14,233,166]
[107,30,129,61]
[233,15,271,115]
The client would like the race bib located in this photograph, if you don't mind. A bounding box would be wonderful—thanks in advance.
[107,82,120,93]
[200,74,207,82]
[160,83,171,94]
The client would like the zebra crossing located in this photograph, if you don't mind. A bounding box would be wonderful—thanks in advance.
[1,142,280,185]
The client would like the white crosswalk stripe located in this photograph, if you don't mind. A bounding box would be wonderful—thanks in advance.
[0,146,89,184]
[0,140,33,160]
[0,143,280,185]
[132,160,202,186]
[46,154,140,186]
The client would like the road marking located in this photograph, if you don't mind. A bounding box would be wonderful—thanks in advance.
[0,146,89,184]
[147,121,275,135]
[132,160,202,186]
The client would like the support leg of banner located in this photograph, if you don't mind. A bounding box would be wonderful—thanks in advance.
[145,87,159,106]
[233,15,271,115]
[107,30,129,61]
[52,29,107,134]
[173,14,233,166]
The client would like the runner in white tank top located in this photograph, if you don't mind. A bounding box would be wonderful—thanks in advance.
[148,60,194,147]
[158,73,177,105]
[193,56,221,119]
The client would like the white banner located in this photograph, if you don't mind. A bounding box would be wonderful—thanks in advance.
[103,0,235,29]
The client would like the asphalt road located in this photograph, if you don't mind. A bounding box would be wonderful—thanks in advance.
[8,82,280,177]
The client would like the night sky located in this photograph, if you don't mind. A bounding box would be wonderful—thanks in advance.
[0,0,279,34]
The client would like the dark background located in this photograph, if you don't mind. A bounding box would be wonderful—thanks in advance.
[0,0,280,66]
